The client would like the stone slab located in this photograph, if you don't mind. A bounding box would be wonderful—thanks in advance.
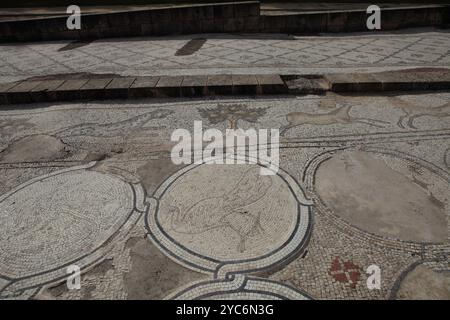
[181,75,207,97]
[156,76,183,88]
[106,77,136,90]
[129,76,160,98]
[207,75,232,87]
[232,75,258,95]
[207,75,233,95]
[0,82,19,105]
[256,74,287,94]
[131,76,160,88]
[53,79,89,101]
[232,75,258,85]
[105,77,136,99]
[327,69,450,92]
[155,76,183,97]
[6,80,41,104]
[78,78,113,100]
[374,70,450,91]
[56,79,89,91]
[81,78,113,90]
[29,79,65,103]
[31,80,65,92]
[7,80,41,93]
[326,73,382,92]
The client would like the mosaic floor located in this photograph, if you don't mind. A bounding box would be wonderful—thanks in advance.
[1,29,450,82]
[0,92,448,299]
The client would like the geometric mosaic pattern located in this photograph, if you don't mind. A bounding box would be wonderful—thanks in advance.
[0,31,449,80]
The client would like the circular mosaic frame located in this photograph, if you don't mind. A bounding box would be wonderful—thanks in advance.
[167,275,313,300]
[145,156,313,278]
[0,162,147,299]
[303,146,450,251]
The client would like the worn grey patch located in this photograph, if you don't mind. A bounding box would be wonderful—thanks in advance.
[82,284,97,300]
[0,134,68,163]
[136,155,183,195]
[315,150,448,243]
[396,265,450,300]
[123,237,207,300]
[47,281,69,298]
[86,259,114,276]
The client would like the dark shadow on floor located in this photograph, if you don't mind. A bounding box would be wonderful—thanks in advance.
[175,38,207,56]
[58,39,94,51]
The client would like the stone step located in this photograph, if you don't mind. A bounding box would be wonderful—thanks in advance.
[1,69,449,105]
[325,68,450,92]
[0,74,288,105]
[1,2,449,42]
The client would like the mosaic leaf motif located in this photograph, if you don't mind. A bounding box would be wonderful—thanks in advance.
[198,104,267,129]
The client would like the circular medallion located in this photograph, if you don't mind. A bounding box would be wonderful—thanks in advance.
[313,149,449,243]
[146,161,312,276]
[0,164,140,282]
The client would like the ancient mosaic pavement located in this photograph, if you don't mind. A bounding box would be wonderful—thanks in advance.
[1,30,449,82]
[0,92,449,299]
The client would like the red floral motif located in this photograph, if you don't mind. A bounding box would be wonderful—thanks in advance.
[329,256,361,288]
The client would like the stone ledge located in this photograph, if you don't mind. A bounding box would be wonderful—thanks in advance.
[1,70,449,106]
[0,74,287,105]
[1,3,449,43]
[260,5,450,34]
[325,69,450,93]
[0,1,260,42]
